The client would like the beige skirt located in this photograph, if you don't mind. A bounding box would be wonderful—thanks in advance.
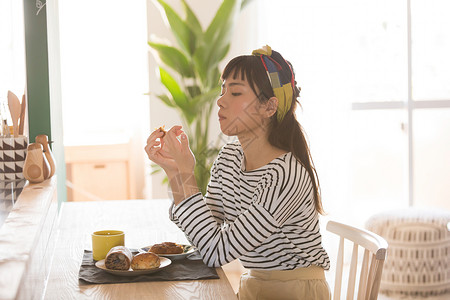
[238,265,331,300]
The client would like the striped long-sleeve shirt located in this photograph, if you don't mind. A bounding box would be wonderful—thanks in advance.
[170,141,330,270]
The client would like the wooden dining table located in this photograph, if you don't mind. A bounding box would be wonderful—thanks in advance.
[44,199,237,299]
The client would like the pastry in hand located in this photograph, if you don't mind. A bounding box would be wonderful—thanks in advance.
[150,242,184,254]
[158,126,166,138]
[131,252,161,270]
[104,246,133,270]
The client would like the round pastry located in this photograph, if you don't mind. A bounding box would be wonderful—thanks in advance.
[104,246,133,270]
[149,242,183,254]
[158,126,166,138]
[131,252,161,270]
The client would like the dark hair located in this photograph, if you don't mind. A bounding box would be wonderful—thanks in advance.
[221,53,325,215]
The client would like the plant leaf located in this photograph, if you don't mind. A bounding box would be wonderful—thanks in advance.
[241,0,254,10]
[148,42,194,78]
[159,67,188,109]
[155,94,175,108]
[155,0,194,55]
[205,66,222,90]
[182,109,196,125]
[187,85,201,98]
[216,44,230,64]
[181,0,202,39]
[151,163,162,175]
[204,0,241,44]
[191,86,220,107]
[195,0,241,83]
[192,47,208,84]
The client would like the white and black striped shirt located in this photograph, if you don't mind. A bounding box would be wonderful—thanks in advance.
[170,141,330,270]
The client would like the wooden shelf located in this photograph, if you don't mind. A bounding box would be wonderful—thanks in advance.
[0,177,58,299]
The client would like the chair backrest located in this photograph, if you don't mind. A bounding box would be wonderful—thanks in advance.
[326,220,388,300]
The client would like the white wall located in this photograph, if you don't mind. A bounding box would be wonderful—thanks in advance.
[146,0,259,199]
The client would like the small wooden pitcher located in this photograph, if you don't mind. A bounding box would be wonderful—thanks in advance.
[35,134,56,178]
[23,143,50,183]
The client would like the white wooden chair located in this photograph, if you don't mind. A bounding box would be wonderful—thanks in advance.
[326,220,388,300]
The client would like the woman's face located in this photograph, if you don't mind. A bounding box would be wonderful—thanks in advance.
[217,75,269,138]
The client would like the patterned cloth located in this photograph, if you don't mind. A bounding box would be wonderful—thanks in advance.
[252,45,294,122]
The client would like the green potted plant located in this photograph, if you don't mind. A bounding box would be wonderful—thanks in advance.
[149,0,251,194]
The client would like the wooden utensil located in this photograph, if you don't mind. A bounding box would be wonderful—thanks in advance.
[7,91,21,137]
[19,94,26,135]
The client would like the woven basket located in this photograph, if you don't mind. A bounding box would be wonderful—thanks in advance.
[366,208,450,297]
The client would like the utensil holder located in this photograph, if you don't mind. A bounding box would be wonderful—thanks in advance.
[0,136,28,181]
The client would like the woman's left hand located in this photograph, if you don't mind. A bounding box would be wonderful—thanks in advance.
[163,125,196,173]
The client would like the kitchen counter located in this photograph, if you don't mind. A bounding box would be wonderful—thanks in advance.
[0,177,58,300]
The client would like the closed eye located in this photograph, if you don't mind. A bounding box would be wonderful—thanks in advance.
[232,93,241,96]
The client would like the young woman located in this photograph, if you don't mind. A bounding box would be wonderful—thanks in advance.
[145,45,331,299]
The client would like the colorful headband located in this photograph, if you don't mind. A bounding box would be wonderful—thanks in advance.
[252,45,295,122]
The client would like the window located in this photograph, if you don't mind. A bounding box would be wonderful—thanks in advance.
[58,0,149,200]
[0,0,26,119]
[258,0,450,224]
[58,0,149,145]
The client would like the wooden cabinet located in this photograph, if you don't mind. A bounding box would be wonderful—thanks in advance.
[65,143,136,201]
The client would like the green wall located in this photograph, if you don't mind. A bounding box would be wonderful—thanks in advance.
[24,0,52,141]
[23,0,67,203]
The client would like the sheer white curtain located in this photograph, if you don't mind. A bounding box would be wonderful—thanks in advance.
[257,0,450,226]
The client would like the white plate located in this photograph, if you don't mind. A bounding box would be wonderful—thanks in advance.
[139,244,197,260]
[95,257,171,276]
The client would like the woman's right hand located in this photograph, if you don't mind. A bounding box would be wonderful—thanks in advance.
[144,128,178,174]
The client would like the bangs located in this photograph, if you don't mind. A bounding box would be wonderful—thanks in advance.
[221,55,273,99]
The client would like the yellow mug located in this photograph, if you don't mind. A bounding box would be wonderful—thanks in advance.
[92,230,125,261]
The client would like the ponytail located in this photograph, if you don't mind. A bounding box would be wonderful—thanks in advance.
[268,100,324,215]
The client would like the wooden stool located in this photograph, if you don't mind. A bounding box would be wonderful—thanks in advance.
[366,208,450,297]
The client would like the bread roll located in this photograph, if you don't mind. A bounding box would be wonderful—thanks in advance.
[150,242,183,254]
[158,126,166,138]
[131,252,161,270]
[104,246,132,270]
